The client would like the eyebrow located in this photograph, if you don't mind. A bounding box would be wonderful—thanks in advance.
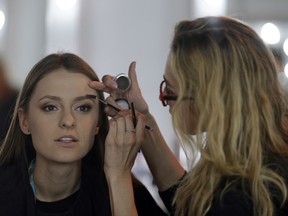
[38,95,97,102]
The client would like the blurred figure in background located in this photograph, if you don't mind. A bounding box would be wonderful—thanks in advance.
[270,47,288,95]
[0,56,18,143]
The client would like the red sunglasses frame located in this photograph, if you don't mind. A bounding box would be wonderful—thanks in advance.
[159,80,178,107]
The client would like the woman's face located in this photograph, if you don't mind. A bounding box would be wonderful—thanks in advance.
[18,69,100,164]
[163,54,179,114]
[164,53,199,134]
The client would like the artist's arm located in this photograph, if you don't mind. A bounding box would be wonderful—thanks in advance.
[89,62,184,192]
[140,113,184,191]
[105,170,137,216]
[104,110,145,216]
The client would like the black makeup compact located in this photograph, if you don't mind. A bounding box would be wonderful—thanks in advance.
[113,73,131,93]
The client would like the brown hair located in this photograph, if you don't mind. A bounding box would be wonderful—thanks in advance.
[0,53,109,170]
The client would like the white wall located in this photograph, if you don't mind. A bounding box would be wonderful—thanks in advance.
[0,0,192,154]
[2,0,46,87]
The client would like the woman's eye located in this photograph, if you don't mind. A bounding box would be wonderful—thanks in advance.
[165,87,175,95]
[42,105,57,112]
[76,104,92,112]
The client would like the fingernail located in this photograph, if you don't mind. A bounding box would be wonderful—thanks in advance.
[133,61,136,70]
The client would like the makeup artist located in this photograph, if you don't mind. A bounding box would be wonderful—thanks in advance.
[90,16,288,216]
[0,53,167,216]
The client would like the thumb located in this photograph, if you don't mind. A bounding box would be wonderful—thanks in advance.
[128,61,139,87]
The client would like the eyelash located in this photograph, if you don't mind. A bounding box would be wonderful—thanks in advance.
[42,104,57,112]
[75,104,92,112]
[41,104,92,113]
[165,87,175,95]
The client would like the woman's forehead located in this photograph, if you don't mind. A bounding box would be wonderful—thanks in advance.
[31,69,98,100]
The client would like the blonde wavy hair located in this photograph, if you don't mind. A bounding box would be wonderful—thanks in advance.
[171,16,288,216]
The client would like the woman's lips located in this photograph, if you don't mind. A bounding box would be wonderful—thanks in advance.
[55,136,79,147]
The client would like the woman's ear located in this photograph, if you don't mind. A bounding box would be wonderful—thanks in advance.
[18,108,30,135]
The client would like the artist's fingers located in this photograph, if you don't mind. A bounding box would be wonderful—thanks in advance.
[102,96,123,117]
[134,112,145,151]
[128,61,139,87]
[88,80,112,93]
[114,114,126,147]
[110,110,136,151]
[102,75,118,89]
[105,117,117,147]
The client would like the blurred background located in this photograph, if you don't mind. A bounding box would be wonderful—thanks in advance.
[0,0,288,211]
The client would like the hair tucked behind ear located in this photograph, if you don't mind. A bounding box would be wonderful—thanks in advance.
[170,16,288,216]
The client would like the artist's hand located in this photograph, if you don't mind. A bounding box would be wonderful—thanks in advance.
[89,62,149,115]
[104,109,144,216]
[104,109,145,177]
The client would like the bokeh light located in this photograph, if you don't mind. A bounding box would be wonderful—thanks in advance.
[0,10,5,31]
[204,0,224,6]
[261,22,281,45]
[56,0,77,10]
[285,63,288,77]
[283,38,288,56]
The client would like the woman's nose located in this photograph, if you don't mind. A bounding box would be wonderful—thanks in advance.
[59,111,76,128]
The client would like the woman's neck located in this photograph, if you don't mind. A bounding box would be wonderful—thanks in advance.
[32,158,82,202]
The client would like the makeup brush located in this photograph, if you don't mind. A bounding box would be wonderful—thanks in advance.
[86,94,153,131]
